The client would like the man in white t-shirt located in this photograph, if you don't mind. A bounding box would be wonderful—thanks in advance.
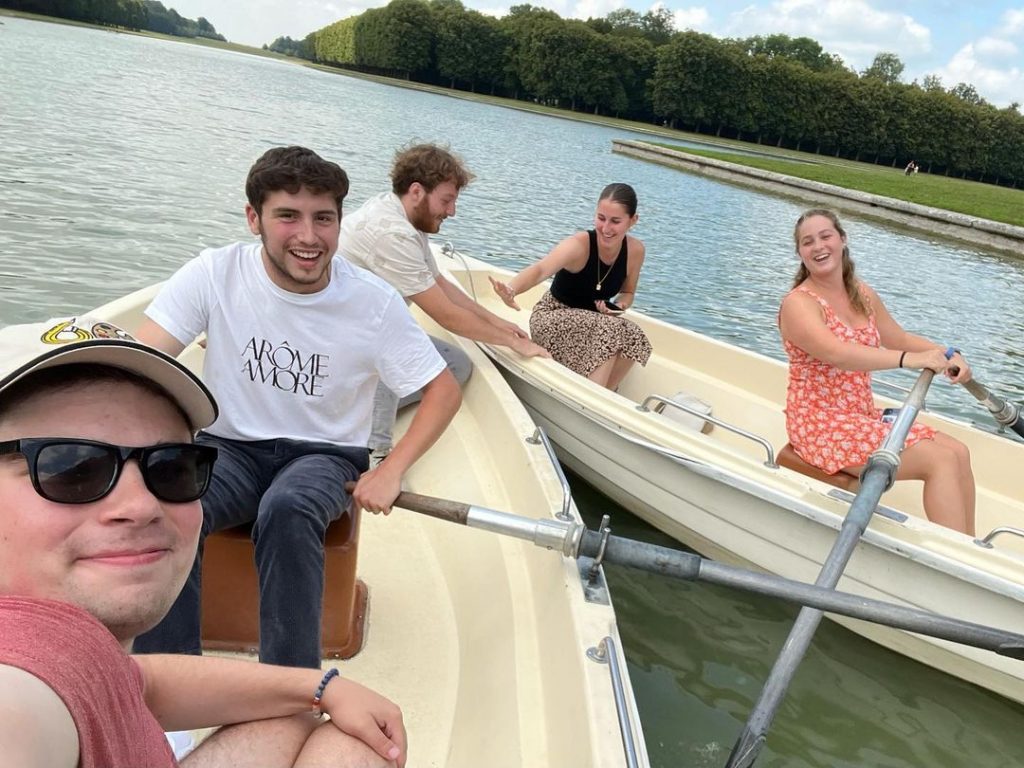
[131,146,461,668]
[339,143,549,459]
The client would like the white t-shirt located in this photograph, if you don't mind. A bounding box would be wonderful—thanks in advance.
[339,192,440,298]
[145,242,445,446]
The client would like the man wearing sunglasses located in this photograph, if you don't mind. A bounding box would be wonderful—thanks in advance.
[130,145,461,671]
[0,317,406,767]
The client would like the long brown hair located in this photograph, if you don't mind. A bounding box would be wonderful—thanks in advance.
[792,208,869,316]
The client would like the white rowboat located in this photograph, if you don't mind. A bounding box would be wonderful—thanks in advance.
[88,283,649,768]
[440,247,1024,707]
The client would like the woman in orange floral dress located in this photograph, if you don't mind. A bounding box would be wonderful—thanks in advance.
[779,209,976,535]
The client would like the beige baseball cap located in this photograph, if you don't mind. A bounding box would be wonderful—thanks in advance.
[0,316,217,431]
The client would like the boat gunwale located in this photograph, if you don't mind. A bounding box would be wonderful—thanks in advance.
[474,303,1024,605]
[442,243,1024,606]
[84,277,651,767]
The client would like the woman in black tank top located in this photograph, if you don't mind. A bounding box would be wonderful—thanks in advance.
[491,184,652,390]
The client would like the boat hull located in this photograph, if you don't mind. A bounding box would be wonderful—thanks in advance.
[441,249,1024,706]
[84,282,649,768]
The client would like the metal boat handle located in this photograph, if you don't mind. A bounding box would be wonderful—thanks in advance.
[872,377,914,399]
[527,426,574,521]
[638,394,778,468]
[586,636,641,768]
[974,526,1024,549]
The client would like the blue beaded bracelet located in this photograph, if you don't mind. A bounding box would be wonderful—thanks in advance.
[312,668,340,715]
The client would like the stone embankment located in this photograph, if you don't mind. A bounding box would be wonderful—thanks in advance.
[613,140,1024,256]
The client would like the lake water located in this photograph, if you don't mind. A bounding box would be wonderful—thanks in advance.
[3,16,1024,767]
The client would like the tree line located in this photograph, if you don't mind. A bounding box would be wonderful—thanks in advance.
[3,0,225,41]
[266,0,1023,189]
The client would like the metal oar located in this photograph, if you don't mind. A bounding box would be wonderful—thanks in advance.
[344,475,1024,657]
[725,369,936,768]
[960,375,1024,439]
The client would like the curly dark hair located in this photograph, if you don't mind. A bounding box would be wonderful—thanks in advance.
[245,146,349,216]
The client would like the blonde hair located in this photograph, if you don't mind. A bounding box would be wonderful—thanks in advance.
[792,208,869,316]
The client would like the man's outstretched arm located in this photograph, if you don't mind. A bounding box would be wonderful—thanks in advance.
[411,284,550,358]
[434,273,528,338]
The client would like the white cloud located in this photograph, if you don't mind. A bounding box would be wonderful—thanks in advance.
[932,8,1024,107]
[672,7,711,31]
[1004,8,1024,36]
[475,5,510,18]
[561,0,708,27]
[570,0,624,20]
[936,45,1023,107]
[975,36,1018,60]
[722,0,931,71]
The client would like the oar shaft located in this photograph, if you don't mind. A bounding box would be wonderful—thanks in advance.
[375,486,1024,658]
[960,377,1024,438]
[726,370,935,768]
[577,529,1024,655]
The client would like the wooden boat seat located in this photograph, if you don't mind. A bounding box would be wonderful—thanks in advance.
[778,443,860,492]
[200,510,367,659]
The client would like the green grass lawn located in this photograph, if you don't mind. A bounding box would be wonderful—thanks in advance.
[655,144,1024,228]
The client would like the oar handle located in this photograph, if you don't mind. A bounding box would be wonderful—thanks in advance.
[343,481,470,525]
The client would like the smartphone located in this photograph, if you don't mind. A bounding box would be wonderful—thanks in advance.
[604,300,625,314]
[880,407,900,424]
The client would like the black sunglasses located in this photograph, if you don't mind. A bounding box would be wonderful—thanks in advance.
[0,438,217,505]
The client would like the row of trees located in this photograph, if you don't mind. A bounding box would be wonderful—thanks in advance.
[272,0,1023,188]
[2,0,225,40]
[651,33,1024,185]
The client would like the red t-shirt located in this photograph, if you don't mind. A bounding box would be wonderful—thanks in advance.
[0,597,176,768]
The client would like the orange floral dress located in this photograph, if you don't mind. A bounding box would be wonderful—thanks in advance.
[783,286,936,475]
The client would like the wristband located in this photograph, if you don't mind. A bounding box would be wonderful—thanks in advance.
[898,351,906,369]
[312,667,340,716]
[944,346,956,360]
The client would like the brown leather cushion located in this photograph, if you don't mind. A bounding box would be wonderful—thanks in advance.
[778,443,859,492]
[200,511,366,659]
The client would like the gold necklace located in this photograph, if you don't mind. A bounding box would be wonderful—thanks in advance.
[596,252,618,290]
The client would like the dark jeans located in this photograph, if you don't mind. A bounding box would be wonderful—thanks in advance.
[133,434,368,668]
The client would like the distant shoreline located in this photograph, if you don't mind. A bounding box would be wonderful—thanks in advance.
[613,141,1024,256]
[6,8,1021,255]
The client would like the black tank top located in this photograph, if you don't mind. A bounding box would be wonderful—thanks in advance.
[550,230,628,310]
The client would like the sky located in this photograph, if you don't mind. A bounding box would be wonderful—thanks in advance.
[165,0,1024,108]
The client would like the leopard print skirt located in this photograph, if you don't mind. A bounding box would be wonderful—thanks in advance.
[529,291,652,377]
